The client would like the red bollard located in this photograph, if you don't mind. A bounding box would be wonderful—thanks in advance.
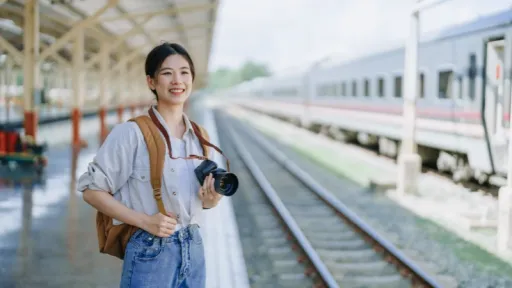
[6,131,18,153]
[0,131,5,154]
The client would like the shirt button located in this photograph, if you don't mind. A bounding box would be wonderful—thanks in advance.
[141,176,145,179]
[171,168,175,172]
[173,191,177,196]
[177,214,180,219]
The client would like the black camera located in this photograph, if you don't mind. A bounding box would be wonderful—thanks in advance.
[194,160,238,196]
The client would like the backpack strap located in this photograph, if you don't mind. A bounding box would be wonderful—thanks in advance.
[129,115,167,215]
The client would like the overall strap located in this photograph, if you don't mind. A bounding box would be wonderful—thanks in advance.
[190,120,231,172]
[148,108,206,162]
[129,115,167,215]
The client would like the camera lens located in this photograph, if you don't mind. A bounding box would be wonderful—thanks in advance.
[195,160,239,196]
[214,173,238,196]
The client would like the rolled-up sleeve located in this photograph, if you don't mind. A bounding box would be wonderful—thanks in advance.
[77,122,138,194]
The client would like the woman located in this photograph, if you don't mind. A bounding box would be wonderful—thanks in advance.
[77,42,223,287]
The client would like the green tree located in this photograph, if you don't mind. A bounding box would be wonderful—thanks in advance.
[207,61,271,91]
[238,61,271,82]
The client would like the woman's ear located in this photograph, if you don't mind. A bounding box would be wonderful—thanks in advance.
[146,75,155,90]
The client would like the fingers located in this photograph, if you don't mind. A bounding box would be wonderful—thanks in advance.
[198,174,223,208]
[209,174,222,201]
[156,227,174,238]
[209,174,216,196]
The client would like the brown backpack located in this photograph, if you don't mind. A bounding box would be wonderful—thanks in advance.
[95,114,215,260]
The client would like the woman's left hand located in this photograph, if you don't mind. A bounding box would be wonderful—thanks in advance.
[199,173,223,209]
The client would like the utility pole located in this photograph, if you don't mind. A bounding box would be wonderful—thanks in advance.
[397,5,421,196]
[397,0,452,195]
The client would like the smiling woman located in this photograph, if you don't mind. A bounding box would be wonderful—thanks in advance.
[146,43,196,105]
[77,42,225,288]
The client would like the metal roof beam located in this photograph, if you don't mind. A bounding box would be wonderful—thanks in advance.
[85,14,153,69]
[115,4,157,46]
[165,1,188,51]
[148,22,214,38]
[0,34,23,65]
[39,0,119,62]
[96,2,215,23]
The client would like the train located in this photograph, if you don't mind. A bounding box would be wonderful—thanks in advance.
[221,8,512,186]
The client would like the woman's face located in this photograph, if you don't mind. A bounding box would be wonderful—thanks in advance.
[148,54,193,106]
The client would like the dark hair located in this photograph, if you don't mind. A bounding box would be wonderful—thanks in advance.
[145,42,196,98]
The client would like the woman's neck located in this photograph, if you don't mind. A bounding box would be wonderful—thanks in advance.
[156,102,185,138]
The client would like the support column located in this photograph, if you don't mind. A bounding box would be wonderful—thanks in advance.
[497,32,512,252]
[130,63,137,118]
[397,11,422,195]
[117,52,125,123]
[5,57,13,122]
[99,42,110,142]
[72,28,86,149]
[23,0,40,141]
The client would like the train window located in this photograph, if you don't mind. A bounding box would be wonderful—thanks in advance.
[419,73,425,98]
[394,76,402,98]
[458,75,463,99]
[469,53,476,101]
[316,85,323,96]
[438,70,453,99]
[352,80,357,96]
[342,82,346,96]
[364,79,370,96]
[377,78,385,97]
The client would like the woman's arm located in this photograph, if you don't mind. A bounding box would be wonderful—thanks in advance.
[77,122,177,237]
[84,188,177,237]
[83,188,149,229]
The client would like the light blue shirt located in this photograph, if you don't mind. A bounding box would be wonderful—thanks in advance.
[77,105,222,231]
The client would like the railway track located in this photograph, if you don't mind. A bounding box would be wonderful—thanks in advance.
[215,110,440,288]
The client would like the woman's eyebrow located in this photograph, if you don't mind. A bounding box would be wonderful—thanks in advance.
[159,67,189,72]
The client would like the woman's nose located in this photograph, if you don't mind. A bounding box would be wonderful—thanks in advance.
[171,73,181,83]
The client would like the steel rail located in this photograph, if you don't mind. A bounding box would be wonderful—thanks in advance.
[223,116,340,288]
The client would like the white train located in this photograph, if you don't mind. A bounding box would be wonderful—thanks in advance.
[223,8,512,186]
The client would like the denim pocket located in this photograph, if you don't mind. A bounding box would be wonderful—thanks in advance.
[134,233,164,261]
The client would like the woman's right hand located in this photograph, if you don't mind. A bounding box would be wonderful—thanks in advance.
[142,212,178,238]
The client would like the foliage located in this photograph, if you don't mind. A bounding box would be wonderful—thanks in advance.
[206,61,271,91]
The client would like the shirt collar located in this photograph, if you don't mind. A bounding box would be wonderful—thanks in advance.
[147,105,194,137]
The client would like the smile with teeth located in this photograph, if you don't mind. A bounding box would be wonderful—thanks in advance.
[169,88,185,94]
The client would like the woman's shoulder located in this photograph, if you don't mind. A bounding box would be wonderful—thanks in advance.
[103,121,142,146]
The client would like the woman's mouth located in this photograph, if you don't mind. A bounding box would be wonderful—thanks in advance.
[169,88,185,96]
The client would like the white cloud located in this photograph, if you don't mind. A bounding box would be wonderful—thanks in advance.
[208,0,512,74]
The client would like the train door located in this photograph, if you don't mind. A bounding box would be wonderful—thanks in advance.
[484,38,505,137]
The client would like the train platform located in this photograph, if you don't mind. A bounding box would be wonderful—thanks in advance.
[0,102,250,288]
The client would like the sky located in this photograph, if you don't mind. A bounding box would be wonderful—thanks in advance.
[207,0,512,75]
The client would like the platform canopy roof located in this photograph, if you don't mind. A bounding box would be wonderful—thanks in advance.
[0,0,220,88]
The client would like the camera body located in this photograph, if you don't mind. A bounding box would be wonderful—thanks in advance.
[194,159,238,196]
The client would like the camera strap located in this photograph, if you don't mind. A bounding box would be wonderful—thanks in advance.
[148,108,231,172]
